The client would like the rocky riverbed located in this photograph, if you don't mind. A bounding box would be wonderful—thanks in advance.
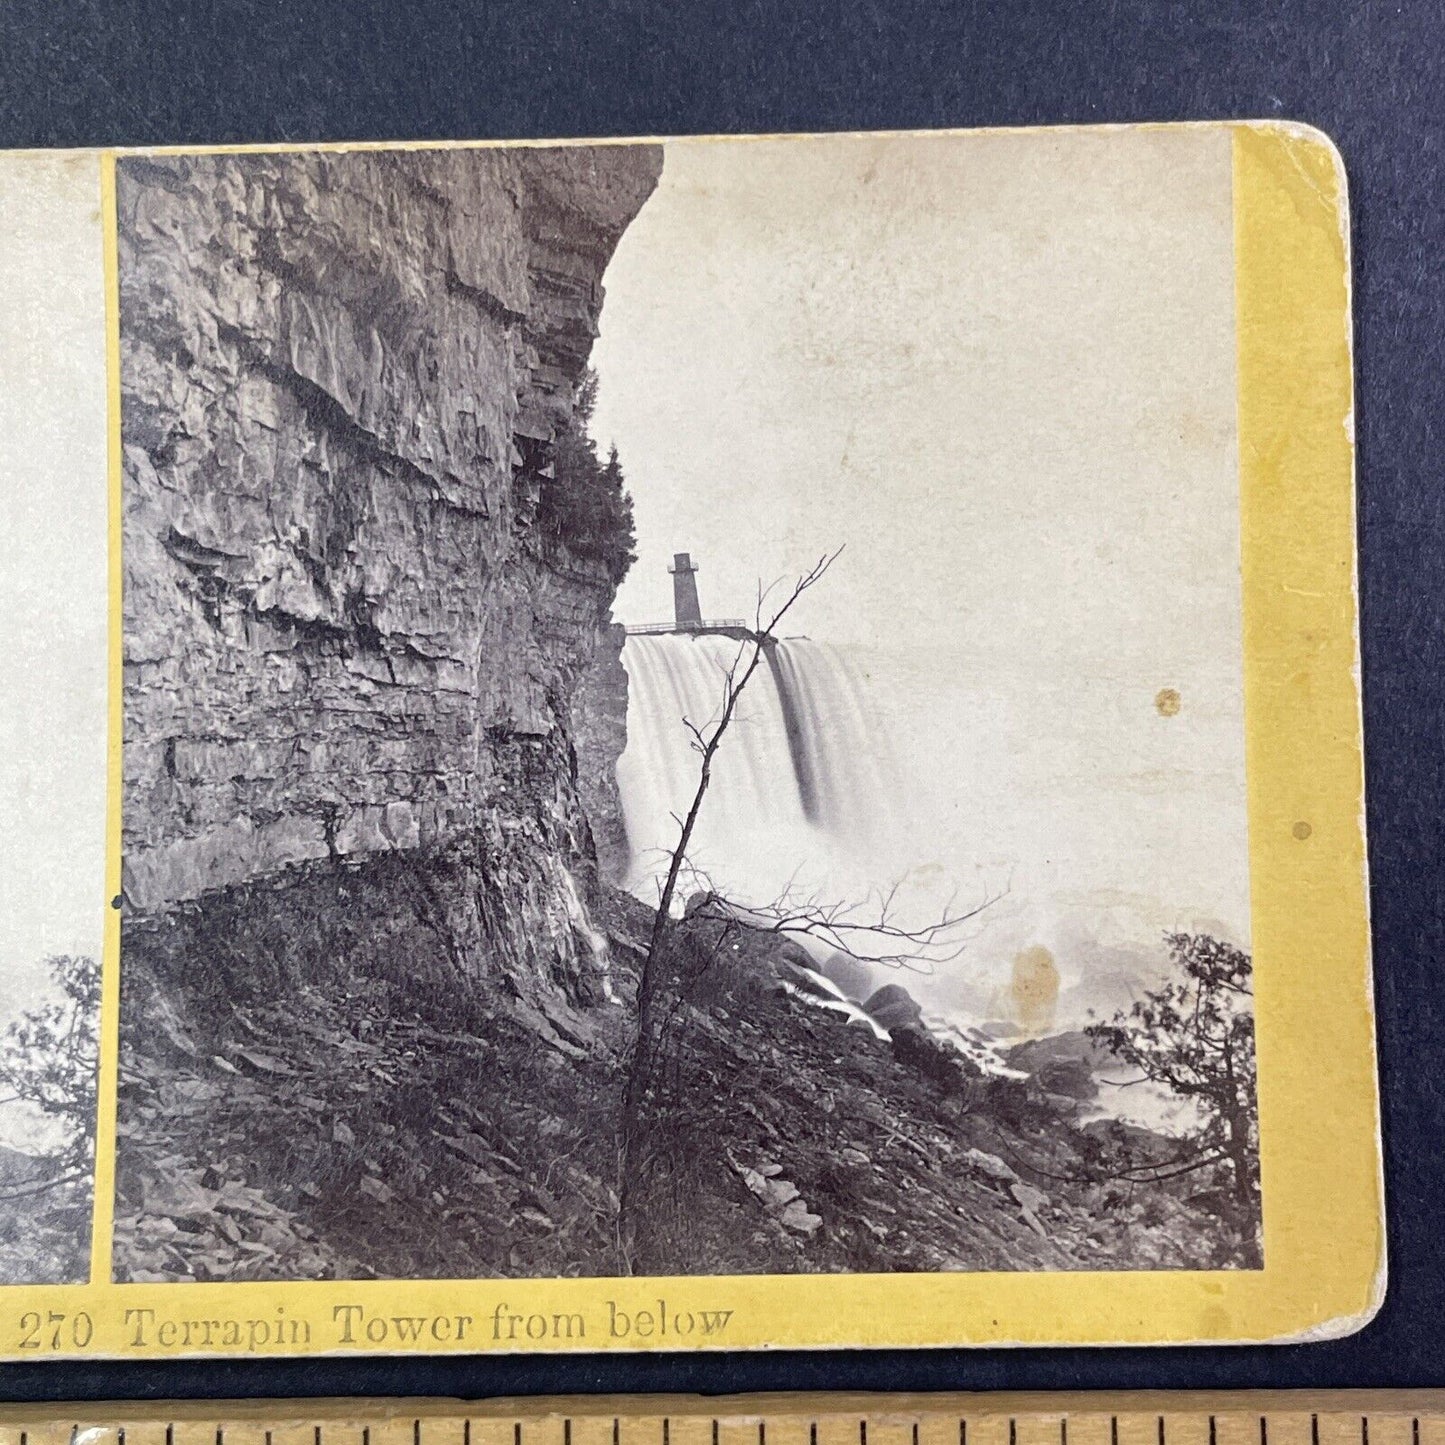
[114,886,1254,1281]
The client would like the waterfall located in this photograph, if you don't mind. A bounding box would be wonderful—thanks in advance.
[616,633,898,911]
[768,638,903,843]
[613,629,1245,1087]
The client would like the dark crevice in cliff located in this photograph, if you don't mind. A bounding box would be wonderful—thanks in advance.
[446,268,528,330]
[212,318,491,520]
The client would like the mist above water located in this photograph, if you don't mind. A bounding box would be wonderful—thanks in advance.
[614,632,1247,1042]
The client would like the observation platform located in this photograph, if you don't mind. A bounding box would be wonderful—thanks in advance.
[622,619,762,644]
[621,553,768,644]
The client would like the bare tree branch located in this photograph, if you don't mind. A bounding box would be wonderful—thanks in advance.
[620,551,846,1259]
[617,545,1001,1271]
[683,879,1002,971]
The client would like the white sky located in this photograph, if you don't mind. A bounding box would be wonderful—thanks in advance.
[592,128,1251,955]
[0,153,108,1137]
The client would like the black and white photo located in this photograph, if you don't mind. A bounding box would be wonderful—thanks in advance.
[109,133,1261,1284]
[0,154,107,1285]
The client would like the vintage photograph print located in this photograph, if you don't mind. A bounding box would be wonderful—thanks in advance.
[112,129,1262,1283]
[0,122,1380,1352]
[0,155,107,1286]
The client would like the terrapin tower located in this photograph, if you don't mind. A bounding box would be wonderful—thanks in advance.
[670,551,703,629]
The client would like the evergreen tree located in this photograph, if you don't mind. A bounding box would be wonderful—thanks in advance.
[538,369,637,586]
[1086,933,1260,1258]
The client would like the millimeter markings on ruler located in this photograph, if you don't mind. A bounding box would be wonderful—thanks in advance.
[0,1394,1442,1445]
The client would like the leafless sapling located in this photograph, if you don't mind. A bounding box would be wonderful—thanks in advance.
[616,550,992,1261]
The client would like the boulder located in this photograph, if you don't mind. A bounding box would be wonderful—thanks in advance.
[963,1147,1019,1184]
[772,938,815,970]
[684,890,724,920]
[780,1199,823,1235]
[863,982,923,1031]
[1011,1181,1049,1214]
[818,949,876,1001]
[1005,1030,1103,1101]
[890,1024,980,1092]
[1006,1029,1105,1072]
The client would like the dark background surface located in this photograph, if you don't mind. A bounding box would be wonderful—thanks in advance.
[0,0,1440,1405]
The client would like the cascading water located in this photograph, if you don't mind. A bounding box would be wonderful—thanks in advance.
[768,638,904,844]
[615,633,903,917]
[612,626,1249,1132]
[614,633,1142,1111]
[557,865,618,1004]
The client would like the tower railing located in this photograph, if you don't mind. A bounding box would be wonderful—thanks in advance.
[623,618,749,636]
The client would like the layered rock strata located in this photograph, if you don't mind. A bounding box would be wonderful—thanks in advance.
[118,144,658,1004]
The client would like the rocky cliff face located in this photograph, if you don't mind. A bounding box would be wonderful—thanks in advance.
[118,145,658,1006]
[571,621,632,882]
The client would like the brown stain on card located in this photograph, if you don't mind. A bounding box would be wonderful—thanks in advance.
[1008,945,1060,1035]
[1155,687,1182,716]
